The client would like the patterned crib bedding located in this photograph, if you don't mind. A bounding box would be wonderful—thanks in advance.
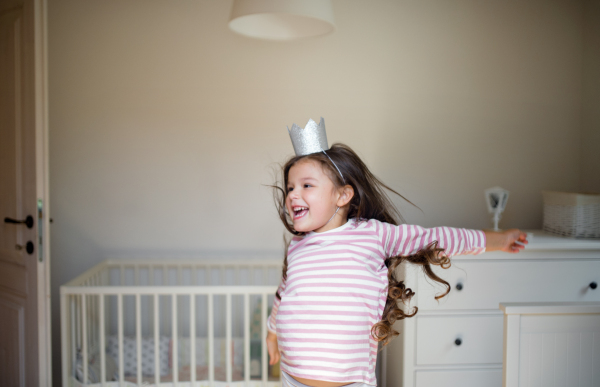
[75,335,252,383]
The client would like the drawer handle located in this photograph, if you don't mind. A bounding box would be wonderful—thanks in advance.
[456,282,463,291]
[591,282,598,290]
[454,338,462,346]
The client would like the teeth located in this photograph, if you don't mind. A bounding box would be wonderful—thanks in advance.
[294,207,308,212]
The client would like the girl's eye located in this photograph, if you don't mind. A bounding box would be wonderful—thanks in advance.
[304,184,311,188]
[287,187,293,192]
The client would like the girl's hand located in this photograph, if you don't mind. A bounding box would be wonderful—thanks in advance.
[484,228,528,253]
[266,331,280,365]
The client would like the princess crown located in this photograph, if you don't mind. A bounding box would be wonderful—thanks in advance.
[287,117,329,156]
[286,117,345,182]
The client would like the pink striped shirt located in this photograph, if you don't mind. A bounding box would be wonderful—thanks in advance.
[267,218,486,385]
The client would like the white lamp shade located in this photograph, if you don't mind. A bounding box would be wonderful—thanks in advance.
[229,0,335,41]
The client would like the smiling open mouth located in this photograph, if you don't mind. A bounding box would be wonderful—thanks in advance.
[293,206,308,219]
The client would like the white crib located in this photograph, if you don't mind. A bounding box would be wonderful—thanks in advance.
[60,258,283,387]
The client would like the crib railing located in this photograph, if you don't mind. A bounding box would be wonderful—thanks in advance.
[61,259,283,387]
[63,259,283,288]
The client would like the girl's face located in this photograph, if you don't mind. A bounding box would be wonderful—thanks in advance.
[285,159,341,233]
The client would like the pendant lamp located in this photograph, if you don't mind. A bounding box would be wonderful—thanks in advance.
[229,0,335,41]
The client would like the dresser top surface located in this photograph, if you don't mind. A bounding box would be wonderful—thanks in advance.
[520,229,600,250]
[450,229,600,260]
[500,301,600,315]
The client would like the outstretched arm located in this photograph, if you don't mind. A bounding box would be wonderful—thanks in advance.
[379,222,486,258]
[483,229,528,253]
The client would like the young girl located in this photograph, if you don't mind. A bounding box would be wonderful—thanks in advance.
[266,119,528,387]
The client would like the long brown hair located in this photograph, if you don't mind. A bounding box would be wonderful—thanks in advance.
[271,143,452,347]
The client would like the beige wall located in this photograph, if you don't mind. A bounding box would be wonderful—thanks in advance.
[582,0,600,192]
[49,0,593,384]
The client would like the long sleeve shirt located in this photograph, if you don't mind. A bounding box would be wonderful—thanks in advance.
[267,218,486,386]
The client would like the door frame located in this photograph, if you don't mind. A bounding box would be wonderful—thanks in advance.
[33,0,51,384]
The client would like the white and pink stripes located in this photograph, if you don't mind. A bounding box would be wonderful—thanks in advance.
[267,218,486,385]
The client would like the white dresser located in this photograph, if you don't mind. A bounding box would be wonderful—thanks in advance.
[383,230,600,387]
[500,302,600,387]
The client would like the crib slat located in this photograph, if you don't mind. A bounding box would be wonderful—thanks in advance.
[172,293,178,385]
[154,294,160,386]
[136,294,142,385]
[75,296,80,355]
[118,294,124,385]
[88,279,93,360]
[71,297,77,381]
[86,294,90,356]
[93,294,97,357]
[163,266,168,336]
[99,295,106,386]
[82,295,88,385]
[90,291,95,353]
[262,293,268,384]
[60,294,69,387]
[190,294,196,387]
[208,294,214,383]
[226,293,232,383]
[244,293,250,383]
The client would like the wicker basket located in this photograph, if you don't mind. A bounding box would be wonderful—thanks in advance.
[542,191,600,239]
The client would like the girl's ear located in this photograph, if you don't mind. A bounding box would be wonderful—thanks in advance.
[337,185,355,207]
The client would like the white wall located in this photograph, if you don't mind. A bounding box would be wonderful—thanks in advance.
[49,0,593,384]
[582,0,600,192]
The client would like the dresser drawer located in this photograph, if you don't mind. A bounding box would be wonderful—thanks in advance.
[413,260,600,310]
[415,369,502,387]
[416,314,503,365]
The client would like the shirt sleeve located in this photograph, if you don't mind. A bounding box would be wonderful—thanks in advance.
[377,221,487,258]
[267,278,286,334]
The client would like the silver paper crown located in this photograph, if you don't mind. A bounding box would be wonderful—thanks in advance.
[287,117,328,156]
[286,117,345,182]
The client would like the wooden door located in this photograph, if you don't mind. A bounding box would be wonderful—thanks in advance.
[0,0,50,385]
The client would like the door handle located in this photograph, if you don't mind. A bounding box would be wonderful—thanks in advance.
[4,216,34,229]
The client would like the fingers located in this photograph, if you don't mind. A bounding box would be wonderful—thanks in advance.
[268,350,280,365]
[509,240,527,253]
[269,352,280,365]
[510,229,529,251]
[266,335,280,365]
[515,231,528,248]
[510,244,524,253]
[510,229,524,240]
[267,344,274,363]
[517,230,528,243]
